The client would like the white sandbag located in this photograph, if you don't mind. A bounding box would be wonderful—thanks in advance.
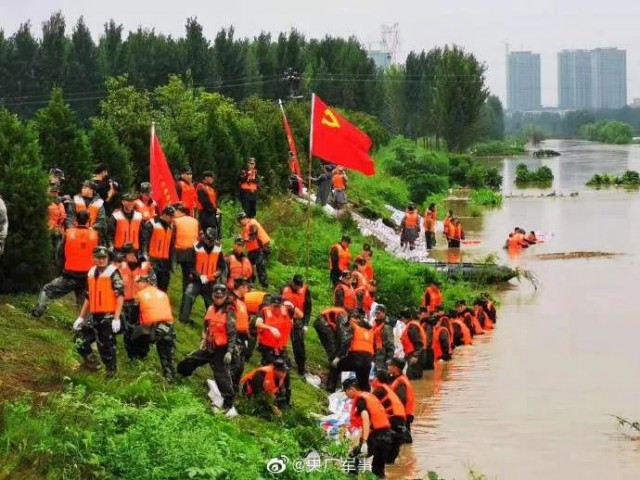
[304,373,322,388]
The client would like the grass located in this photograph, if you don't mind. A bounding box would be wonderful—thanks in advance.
[469,189,503,207]
[586,171,640,188]
[470,138,526,157]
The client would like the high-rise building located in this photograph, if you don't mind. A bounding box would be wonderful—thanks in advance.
[558,50,592,109]
[507,51,542,111]
[591,48,627,109]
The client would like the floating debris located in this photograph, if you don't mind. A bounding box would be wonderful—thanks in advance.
[535,251,621,261]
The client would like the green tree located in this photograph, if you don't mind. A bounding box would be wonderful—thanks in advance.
[32,88,93,195]
[213,27,249,101]
[483,95,505,140]
[38,12,69,93]
[5,22,41,117]
[0,109,51,292]
[66,17,101,121]
[88,118,133,191]
[98,20,124,78]
[180,18,214,86]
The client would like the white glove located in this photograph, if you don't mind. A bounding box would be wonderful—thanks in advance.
[360,442,368,456]
[303,326,308,333]
[224,352,232,364]
[200,275,209,284]
[270,327,281,339]
[111,318,121,333]
[283,300,295,309]
[73,316,84,331]
[331,357,340,368]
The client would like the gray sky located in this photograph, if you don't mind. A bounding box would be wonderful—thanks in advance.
[2,0,639,107]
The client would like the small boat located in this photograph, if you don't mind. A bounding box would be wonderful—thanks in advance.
[431,262,518,283]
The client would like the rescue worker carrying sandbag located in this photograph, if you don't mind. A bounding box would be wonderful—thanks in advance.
[255,295,303,366]
[399,309,427,380]
[371,370,407,465]
[313,306,347,366]
[281,274,312,376]
[388,357,416,443]
[240,358,291,414]
[237,212,270,288]
[328,235,351,286]
[140,205,176,292]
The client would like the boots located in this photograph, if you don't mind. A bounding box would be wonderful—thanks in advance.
[31,291,50,318]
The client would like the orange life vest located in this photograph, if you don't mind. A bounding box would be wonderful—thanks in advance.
[47,202,66,232]
[240,169,258,192]
[349,320,374,355]
[373,321,385,350]
[148,219,173,260]
[194,244,221,280]
[404,211,419,228]
[112,210,143,250]
[449,223,463,241]
[174,215,200,250]
[226,254,253,289]
[423,209,436,231]
[136,285,173,325]
[433,318,453,361]
[451,318,473,345]
[332,172,346,190]
[134,198,156,222]
[74,195,103,227]
[64,227,99,273]
[356,286,373,314]
[375,383,406,420]
[231,296,249,334]
[176,180,197,213]
[475,306,494,330]
[507,235,521,250]
[244,291,269,315]
[242,219,270,252]
[422,285,443,313]
[282,285,308,312]
[391,374,416,416]
[443,215,452,235]
[119,261,151,301]
[320,307,347,331]
[87,265,119,314]
[204,306,231,348]
[334,283,357,311]
[258,305,292,349]
[352,271,368,290]
[329,244,351,271]
[470,314,484,335]
[363,260,374,281]
[400,320,427,356]
[240,365,284,396]
[195,183,218,211]
[350,391,391,430]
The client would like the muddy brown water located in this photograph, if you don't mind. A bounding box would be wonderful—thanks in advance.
[388,140,640,479]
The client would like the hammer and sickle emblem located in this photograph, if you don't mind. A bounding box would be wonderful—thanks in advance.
[321,109,340,128]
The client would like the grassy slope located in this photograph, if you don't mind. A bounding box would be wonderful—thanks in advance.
[0,144,491,480]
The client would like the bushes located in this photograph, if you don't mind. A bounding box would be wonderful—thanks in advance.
[515,164,553,186]
[587,170,640,187]
[580,120,633,145]
[470,138,525,157]
[470,189,503,207]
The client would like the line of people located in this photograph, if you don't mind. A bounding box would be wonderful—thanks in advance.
[399,203,465,251]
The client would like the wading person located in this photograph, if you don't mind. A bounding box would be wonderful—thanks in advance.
[399,309,427,380]
[140,205,175,292]
[371,371,407,464]
[388,358,416,443]
[281,274,312,376]
[238,157,259,218]
[423,202,437,250]
[447,217,464,248]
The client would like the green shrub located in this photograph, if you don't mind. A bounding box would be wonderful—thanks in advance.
[515,164,553,186]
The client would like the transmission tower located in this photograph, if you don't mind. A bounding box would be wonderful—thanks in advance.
[380,23,400,65]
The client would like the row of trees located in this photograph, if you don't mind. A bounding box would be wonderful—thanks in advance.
[579,120,633,144]
[0,13,503,151]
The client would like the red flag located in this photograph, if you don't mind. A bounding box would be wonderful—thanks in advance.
[309,94,375,176]
[279,99,303,194]
[150,124,179,211]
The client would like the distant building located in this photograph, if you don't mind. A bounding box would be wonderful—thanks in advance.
[631,98,640,109]
[591,48,627,109]
[558,50,592,109]
[367,50,391,70]
[507,51,542,112]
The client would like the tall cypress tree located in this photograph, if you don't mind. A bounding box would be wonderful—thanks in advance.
[0,109,51,293]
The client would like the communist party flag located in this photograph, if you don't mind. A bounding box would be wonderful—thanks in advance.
[309,94,375,176]
[150,123,179,211]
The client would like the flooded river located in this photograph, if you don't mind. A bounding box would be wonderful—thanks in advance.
[389,140,640,479]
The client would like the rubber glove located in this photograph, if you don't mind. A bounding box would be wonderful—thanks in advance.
[270,327,281,339]
[111,318,121,333]
[200,275,209,284]
[224,352,233,364]
[73,317,84,331]
[331,357,340,368]
[360,442,368,456]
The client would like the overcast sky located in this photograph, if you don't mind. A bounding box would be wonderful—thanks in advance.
[2,0,639,107]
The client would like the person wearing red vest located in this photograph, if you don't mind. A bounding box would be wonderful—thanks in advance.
[175,167,197,217]
[178,227,228,326]
[140,205,175,292]
[333,271,357,312]
[241,359,291,413]
[32,211,99,318]
[255,295,303,366]
[361,243,374,281]
[474,298,494,330]
[225,236,253,290]
[422,281,443,314]
[432,307,453,362]
[326,309,374,393]
[371,371,407,465]
[480,292,498,325]
[372,305,395,373]
[173,204,201,293]
[229,278,251,389]
[281,274,312,376]
[238,157,260,218]
[73,246,124,377]
[64,180,106,234]
[313,306,348,365]
[47,183,66,264]
[447,217,465,248]
[237,212,271,288]
[117,243,155,360]
[329,235,351,286]
[442,209,453,243]
[343,378,393,478]
[331,167,348,210]
[388,357,416,444]
[134,183,157,222]
[196,171,220,232]
[400,203,421,250]
[107,193,143,252]
[132,275,176,380]
[399,309,427,380]
[423,202,437,250]
[177,284,237,413]
[453,300,480,337]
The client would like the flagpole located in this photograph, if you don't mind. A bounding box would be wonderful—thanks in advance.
[305,94,316,280]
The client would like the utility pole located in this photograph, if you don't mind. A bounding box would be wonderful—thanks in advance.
[283,68,303,101]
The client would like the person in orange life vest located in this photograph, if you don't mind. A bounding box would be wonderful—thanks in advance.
[238,157,260,218]
[372,304,395,373]
[229,278,251,389]
[243,289,273,362]
[452,300,476,335]
[178,227,228,326]
[313,306,348,365]
[513,227,529,248]
[388,357,416,443]
[351,256,369,290]
[422,280,443,314]
[281,274,312,376]
[360,243,374,281]
[472,299,493,331]
[442,209,453,241]
[173,203,200,293]
[64,180,106,235]
[356,277,376,317]
[226,236,253,290]
[417,307,438,370]
[400,202,421,250]
[106,193,143,253]
[342,378,394,479]
[31,211,99,318]
[140,205,176,292]
[449,306,473,347]
[432,305,453,362]
[196,171,220,232]
[255,295,303,366]
[331,166,348,209]
[175,166,197,217]
[177,284,237,411]
[326,308,374,393]
[447,217,464,248]
[237,212,271,287]
[329,235,352,286]
[241,358,291,413]
[134,182,157,222]
[479,292,497,325]
[371,370,407,465]
[334,270,358,312]
[131,274,176,380]
[91,163,119,216]
[72,246,124,377]
[423,202,437,250]
[47,183,66,265]
[399,309,427,380]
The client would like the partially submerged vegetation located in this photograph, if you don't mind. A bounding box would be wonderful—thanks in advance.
[515,163,554,187]
[580,120,634,145]
[532,149,561,158]
[586,170,640,188]
[470,138,526,157]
